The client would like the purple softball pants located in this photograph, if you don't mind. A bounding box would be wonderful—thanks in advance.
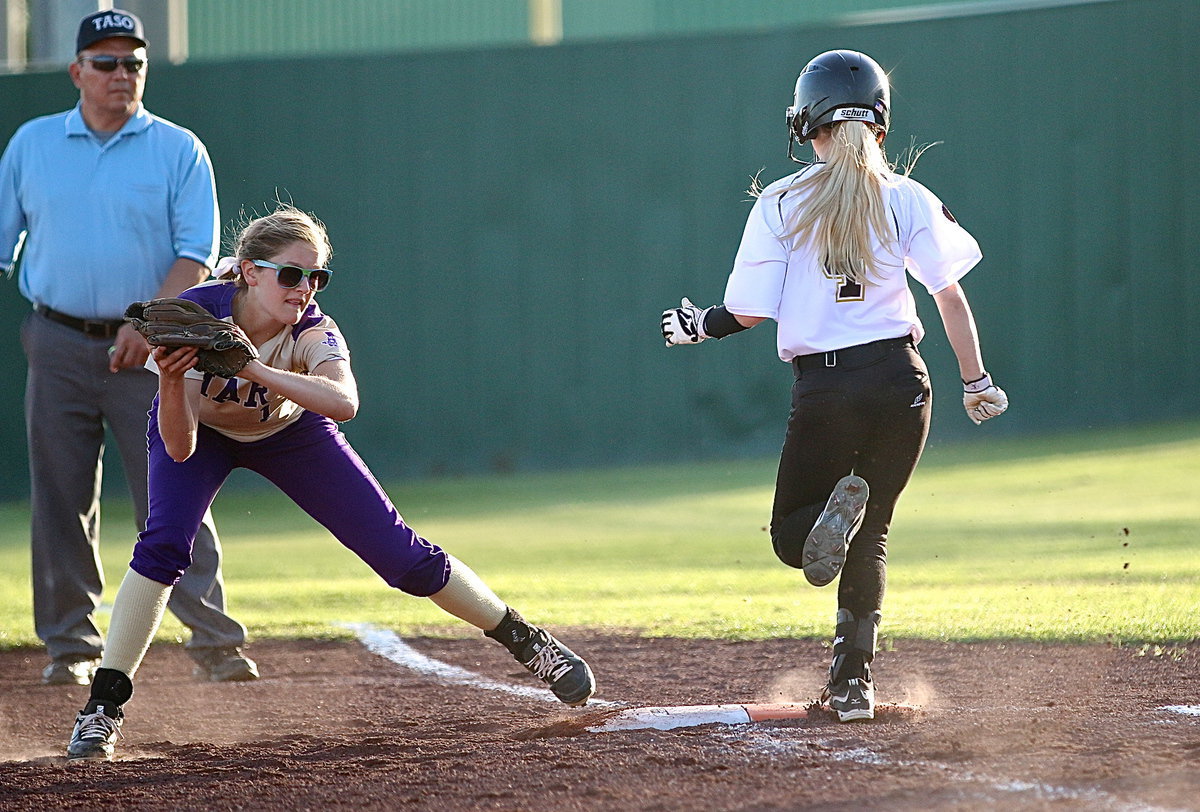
[132,407,451,597]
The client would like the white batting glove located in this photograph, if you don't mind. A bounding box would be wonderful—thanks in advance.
[661,297,710,347]
[963,374,1009,425]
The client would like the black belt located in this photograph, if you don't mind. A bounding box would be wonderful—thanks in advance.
[792,335,913,373]
[35,305,125,340]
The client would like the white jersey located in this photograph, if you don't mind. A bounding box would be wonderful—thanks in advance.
[722,165,981,361]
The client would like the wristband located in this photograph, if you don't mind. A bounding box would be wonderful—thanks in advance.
[963,373,992,394]
[701,306,750,339]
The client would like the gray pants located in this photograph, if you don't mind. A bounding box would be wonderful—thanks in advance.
[21,310,246,662]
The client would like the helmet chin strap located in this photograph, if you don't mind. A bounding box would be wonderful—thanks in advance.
[786,119,805,164]
[787,118,824,165]
[787,139,812,165]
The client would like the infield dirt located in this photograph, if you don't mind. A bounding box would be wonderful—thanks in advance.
[1,635,1197,810]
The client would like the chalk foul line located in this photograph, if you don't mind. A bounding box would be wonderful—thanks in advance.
[343,622,624,707]
[347,624,819,726]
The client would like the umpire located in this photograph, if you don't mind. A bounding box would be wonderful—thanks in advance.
[0,9,255,685]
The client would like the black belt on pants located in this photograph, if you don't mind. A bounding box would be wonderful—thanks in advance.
[792,335,913,373]
[35,304,125,340]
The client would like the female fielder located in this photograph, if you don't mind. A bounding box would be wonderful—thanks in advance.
[67,204,595,759]
[661,50,1008,721]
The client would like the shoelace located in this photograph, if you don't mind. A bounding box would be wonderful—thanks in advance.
[75,712,123,742]
[525,643,573,683]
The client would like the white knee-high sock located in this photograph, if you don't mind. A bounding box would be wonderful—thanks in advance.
[428,555,507,631]
[100,569,172,678]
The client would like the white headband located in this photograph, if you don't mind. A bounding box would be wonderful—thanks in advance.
[213,256,239,277]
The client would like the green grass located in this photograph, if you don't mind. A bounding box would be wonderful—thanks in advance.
[1,420,1197,649]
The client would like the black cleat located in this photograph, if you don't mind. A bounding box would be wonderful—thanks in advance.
[802,475,869,587]
[67,701,123,760]
[822,676,875,722]
[487,610,595,706]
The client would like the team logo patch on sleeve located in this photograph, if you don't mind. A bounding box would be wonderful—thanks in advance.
[941,204,958,223]
[321,331,340,348]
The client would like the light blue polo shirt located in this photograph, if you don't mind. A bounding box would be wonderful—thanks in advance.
[0,102,218,319]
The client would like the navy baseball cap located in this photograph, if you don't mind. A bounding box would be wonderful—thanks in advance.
[76,9,147,53]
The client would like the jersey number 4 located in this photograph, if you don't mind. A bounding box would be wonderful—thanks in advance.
[823,264,865,302]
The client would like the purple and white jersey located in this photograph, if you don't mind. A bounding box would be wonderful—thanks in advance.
[147,279,350,441]
[722,166,982,361]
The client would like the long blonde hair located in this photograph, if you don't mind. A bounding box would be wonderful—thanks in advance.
[779,121,896,284]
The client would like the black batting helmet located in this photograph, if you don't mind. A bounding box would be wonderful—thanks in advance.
[785,50,890,160]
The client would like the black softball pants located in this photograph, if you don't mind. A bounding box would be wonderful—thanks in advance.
[769,336,932,619]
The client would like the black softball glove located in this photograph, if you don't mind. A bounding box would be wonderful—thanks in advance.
[124,297,258,379]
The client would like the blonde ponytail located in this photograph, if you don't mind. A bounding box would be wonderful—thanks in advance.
[779,121,896,284]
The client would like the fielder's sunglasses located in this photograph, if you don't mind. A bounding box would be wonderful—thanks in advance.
[77,55,147,73]
[250,260,333,291]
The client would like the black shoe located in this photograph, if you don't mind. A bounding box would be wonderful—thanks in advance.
[486,611,595,706]
[802,475,869,587]
[191,647,259,682]
[67,701,123,760]
[43,658,100,686]
[822,676,875,722]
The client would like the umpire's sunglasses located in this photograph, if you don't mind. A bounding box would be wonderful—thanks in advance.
[77,55,147,73]
[250,260,332,292]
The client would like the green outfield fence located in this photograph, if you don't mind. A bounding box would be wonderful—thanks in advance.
[0,0,1195,500]
[183,0,1072,61]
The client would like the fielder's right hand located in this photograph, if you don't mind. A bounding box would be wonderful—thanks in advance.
[661,297,709,347]
[962,374,1008,425]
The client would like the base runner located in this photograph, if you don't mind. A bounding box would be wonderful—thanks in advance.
[661,50,1007,721]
